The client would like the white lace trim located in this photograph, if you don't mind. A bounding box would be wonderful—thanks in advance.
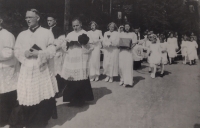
[17,65,58,106]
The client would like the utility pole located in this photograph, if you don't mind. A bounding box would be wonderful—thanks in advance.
[64,0,70,33]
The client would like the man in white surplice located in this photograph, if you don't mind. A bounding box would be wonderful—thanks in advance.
[10,9,58,128]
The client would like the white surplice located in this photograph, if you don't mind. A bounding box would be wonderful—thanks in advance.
[61,29,91,81]
[0,29,19,94]
[14,27,58,106]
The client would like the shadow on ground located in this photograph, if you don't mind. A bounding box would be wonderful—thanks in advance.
[47,87,112,127]
[194,124,200,128]
[132,76,145,87]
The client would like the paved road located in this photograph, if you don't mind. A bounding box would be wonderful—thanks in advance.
[46,61,200,128]
[3,61,200,128]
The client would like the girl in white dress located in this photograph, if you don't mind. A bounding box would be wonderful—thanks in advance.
[148,34,162,78]
[87,21,103,81]
[181,34,189,64]
[187,36,198,65]
[167,32,179,64]
[159,34,168,77]
[119,23,137,87]
[103,22,119,83]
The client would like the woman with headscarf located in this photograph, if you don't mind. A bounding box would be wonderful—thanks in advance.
[102,22,119,83]
[118,22,137,87]
[87,21,103,81]
[61,18,94,106]
[118,25,124,33]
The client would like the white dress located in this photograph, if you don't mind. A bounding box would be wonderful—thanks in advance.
[187,41,198,60]
[167,37,178,58]
[87,30,103,77]
[103,31,119,77]
[119,32,137,85]
[132,44,144,61]
[14,27,58,106]
[181,40,188,57]
[0,29,19,94]
[148,42,162,66]
[160,42,168,64]
[61,29,90,81]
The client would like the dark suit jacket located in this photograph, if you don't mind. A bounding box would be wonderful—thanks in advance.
[50,25,64,39]
[134,32,144,40]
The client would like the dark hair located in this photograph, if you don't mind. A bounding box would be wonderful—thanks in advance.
[78,34,89,45]
[27,9,40,17]
[123,22,133,32]
[72,17,82,24]
[47,13,57,20]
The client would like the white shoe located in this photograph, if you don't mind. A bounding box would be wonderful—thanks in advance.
[90,78,94,82]
[95,76,99,81]
[105,77,109,82]
[109,77,113,83]
[119,81,124,86]
[123,84,128,87]
[150,73,155,78]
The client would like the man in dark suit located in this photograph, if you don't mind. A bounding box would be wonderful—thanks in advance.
[133,27,144,70]
[47,14,65,99]
[47,14,63,39]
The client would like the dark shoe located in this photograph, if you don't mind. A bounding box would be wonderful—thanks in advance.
[160,72,164,77]
[52,109,58,119]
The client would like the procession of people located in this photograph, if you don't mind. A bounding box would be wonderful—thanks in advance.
[0,8,199,128]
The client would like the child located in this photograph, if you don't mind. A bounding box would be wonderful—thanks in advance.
[167,32,179,64]
[181,34,189,64]
[159,34,168,77]
[148,34,161,78]
[187,36,198,65]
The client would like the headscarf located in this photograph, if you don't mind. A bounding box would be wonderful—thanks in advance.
[118,25,124,32]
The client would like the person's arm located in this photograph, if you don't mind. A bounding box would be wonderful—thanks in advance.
[0,33,15,61]
[36,31,56,66]
[14,33,31,64]
[110,31,120,46]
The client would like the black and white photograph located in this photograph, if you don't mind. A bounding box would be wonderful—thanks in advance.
[0,0,200,128]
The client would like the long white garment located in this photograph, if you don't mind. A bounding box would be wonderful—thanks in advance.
[160,42,168,64]
[0,29,19,94]
[167,37,178,58]
[148,42,162,66]
[187,41,198,60]
[61,29,90,81]
[14,27,58,106]
[87,30,103,77]
[119,32,137,85]
[103,31,119,77]
[181,40,188,57]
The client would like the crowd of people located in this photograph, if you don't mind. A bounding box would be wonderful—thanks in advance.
[0,8,199,128]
